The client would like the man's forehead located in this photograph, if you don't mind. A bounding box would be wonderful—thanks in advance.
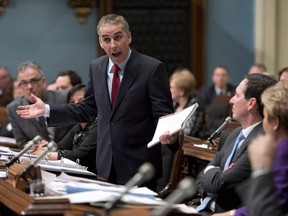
[101,30,123,38]
[99,23,125,35]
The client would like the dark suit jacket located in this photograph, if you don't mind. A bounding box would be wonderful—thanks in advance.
[57,119,97,173]
[236,138,288,216]
[199,83,235,109]
[7,90,72,148]
[48,49,177,185]
[235,173,284,216]
[196,124,264,211]
[247,173,288,216]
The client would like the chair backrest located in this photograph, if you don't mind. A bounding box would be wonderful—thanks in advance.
[158,131,184,197]
[0,106,7,124]
[200,95,233,139]
[168,130,184,189]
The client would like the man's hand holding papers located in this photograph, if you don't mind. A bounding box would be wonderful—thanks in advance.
[148,103,199,148]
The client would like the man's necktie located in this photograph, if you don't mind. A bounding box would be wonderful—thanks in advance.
[224,131,245,169]
[111,64,120,107]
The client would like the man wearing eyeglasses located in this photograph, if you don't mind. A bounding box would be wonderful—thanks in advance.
[7,61,73,149]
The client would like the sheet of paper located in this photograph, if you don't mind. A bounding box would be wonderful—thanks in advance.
[194,144,208,149]
[0,136,16,144]
[147,103,199,148]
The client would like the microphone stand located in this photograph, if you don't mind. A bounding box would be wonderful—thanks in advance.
[18,141,57,195]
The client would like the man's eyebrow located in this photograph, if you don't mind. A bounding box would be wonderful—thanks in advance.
[101,31,123,38]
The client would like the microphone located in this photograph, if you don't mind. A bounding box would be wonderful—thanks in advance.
[19,141,57,179]
[102,162,156,215]
[207,116,232,145]
[151,177,196,216]
[6,135,43,167]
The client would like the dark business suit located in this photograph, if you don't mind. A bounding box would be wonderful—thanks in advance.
[196,124,264,212]
[47,49,177,186]
[235,138,288,216]
[236,173,284,216]
[199,83,235,109]
[7,90,72,148]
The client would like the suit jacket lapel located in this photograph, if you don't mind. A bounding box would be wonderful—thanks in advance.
[112,50,140,112]
[234,123,263,160]
[97,57,112,112]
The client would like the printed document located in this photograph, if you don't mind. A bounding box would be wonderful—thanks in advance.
[147,103,198,148]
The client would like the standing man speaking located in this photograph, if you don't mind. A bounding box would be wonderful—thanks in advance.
[16,14,178,190]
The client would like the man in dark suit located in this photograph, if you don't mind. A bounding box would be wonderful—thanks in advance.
[198,65,236,139]
[199,65,235,109]
[195,74,276,214]
[16,14,178,190]
[7,61,72,149]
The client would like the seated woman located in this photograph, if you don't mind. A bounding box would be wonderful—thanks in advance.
[30,84,97,173]
[169,68,205,137]
[157,68,205,192]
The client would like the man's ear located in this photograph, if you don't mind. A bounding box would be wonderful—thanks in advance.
[99,37,104,49]
[247,97,257,111]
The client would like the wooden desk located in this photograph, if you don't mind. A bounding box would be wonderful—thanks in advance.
[0,179,71,215]
[0,179,197,216]
[181,135,217,178]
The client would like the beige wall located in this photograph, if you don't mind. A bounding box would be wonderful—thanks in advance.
[255,0,288,76]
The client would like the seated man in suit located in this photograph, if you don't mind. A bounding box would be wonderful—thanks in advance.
[195,74,276,214]
[199,65,235,109]
[198,65,235,139]
[214,81,288,216]
[7,61,73,148]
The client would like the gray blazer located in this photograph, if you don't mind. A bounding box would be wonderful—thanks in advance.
[7,90,72,148]
[196,123,264,211]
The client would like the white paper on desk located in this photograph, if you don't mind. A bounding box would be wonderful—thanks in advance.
[194,143,209,149]
[67,190,161,205]
[147,103,199,148]
[0,136,16,144]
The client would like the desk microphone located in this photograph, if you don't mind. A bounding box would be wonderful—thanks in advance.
[207,116,232,144]
[6,135,43,167]
[102,162,156,216]
[151,177,196,216]
[19,141,57,179]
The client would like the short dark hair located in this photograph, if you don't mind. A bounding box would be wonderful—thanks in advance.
[57,70,82,87]
[67,84,86,103]
[244,73,277,117]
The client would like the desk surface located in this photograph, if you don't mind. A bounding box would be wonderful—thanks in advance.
[0,179,198,216]
[183,135,216,162]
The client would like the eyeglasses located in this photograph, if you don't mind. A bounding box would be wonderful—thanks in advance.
[20,78,42,88]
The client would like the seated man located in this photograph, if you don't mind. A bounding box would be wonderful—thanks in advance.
[7,61,73,148]
[195,74,276,214]
[198,65,235,139]
[54,69,82,91]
